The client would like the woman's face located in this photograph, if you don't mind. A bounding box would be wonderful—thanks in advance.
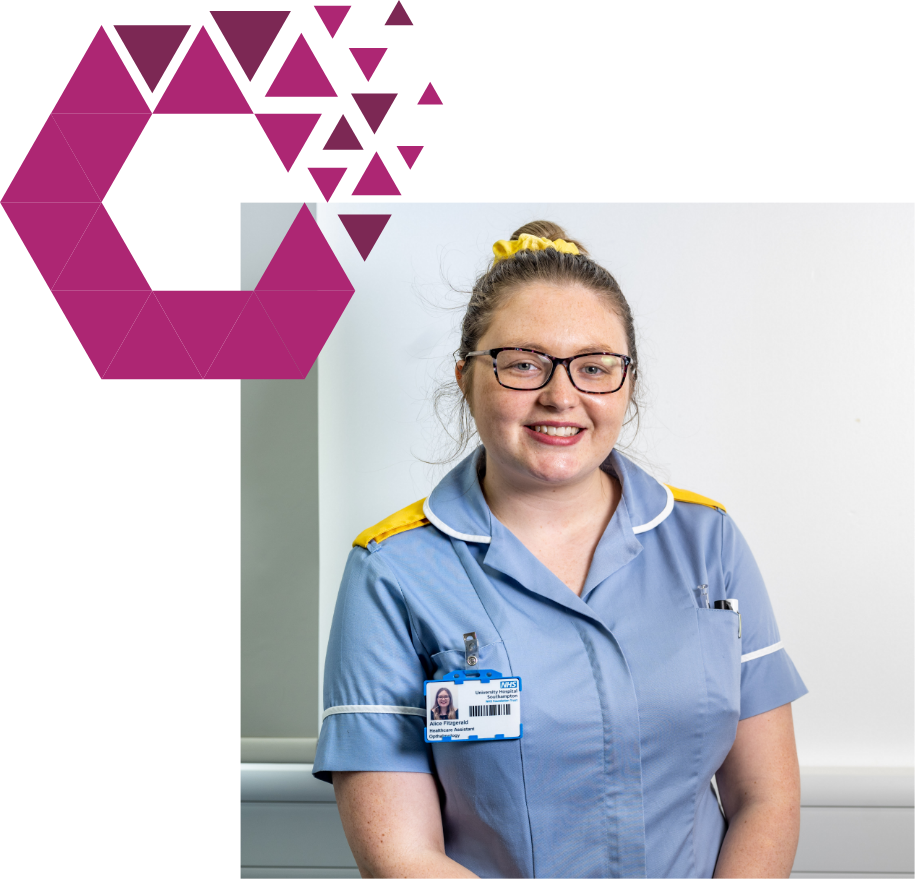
[437,690,451,708]
[458,282,631,492]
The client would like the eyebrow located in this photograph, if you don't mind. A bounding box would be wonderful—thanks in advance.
[500,342,623,354]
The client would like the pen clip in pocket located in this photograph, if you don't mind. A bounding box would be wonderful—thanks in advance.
[713,599,741,637]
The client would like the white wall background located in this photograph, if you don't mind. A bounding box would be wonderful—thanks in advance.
[317,203,914,768]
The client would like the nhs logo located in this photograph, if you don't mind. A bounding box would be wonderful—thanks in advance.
[499,680,518,689]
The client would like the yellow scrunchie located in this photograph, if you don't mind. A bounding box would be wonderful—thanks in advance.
[491,233,581,264]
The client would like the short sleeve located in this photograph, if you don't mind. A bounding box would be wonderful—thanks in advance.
[313,545,432,783]
[720,514,809,720]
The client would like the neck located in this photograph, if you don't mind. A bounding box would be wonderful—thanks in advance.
[481,457,620,539]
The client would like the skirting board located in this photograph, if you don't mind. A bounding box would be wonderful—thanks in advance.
[242,739,317,764]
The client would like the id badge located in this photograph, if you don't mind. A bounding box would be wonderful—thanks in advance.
[424,669,522,743]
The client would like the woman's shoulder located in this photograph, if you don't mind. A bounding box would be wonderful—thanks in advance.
[611,450,729,536]
[659,481,766,579]
[347,497,453,573]
[352,498,431,549]
[665,484,727,514]
[661,481,732,544]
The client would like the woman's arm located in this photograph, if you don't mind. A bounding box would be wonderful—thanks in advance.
[333,770,478,879]
[713,703,801,878]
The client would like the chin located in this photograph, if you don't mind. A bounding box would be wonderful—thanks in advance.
[521,454,588,484]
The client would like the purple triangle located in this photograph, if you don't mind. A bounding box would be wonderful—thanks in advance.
[418,82,442,105]
[115,25,190,91]
[352,93,396,134]
[315,6,350,38]
[397,145,423,168]
[257,113,320,170]
[352,152,400,196]
[308,167,346,201]
[266,34,336,98]
[323,115,361,150]
[256,204,353,292]
[258,288,353,378]
[349,47,386,81]
[385,2,413,25]
[210,11,290,81]
[339,213,391,260]
[155,27,252,114]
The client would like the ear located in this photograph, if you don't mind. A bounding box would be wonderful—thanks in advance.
[456,360,474,418]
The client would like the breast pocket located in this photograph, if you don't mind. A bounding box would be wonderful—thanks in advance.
[429,640,507,679]
[695,608,742,764]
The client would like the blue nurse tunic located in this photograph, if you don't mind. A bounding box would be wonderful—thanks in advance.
[314,447,808,878]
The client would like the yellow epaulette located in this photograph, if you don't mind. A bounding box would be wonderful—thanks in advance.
[665,485,727,513]
[353,498,431,548]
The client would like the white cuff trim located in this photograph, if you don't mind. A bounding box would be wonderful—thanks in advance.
[741,641,784,663]
[321,704,427,721]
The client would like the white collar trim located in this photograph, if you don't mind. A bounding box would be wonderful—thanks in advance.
[631,482,674,534]
[424,467,673,542]
[422,497,491,544]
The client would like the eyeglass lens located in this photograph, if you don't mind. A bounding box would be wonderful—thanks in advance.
[494,350,625,392]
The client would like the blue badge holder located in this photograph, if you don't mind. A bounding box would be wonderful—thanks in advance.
[424,669,522,743]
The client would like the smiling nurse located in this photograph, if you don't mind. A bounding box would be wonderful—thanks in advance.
[459,278,633,595]
[314,221,808,878]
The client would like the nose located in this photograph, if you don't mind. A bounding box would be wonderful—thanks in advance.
[537,362,579,409]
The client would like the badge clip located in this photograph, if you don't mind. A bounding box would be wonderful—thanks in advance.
[463,631,479,667]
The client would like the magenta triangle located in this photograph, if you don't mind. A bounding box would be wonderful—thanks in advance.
[257,289,353,378]
[352,152,400,196]
[260,288,353,382]
[256,204,353,292]
[349,47,386,81]
[155,27,252,114]
[339,213,391,260]
[257,113,320,170]
[385,2,413,25]
[115,25,191,91]
[308,167,346,201]
[210,11,290,81]
[352,93,396,134]
[323,115,361,150]
[315,6,350,38]
[397,145,423,168]
[266,34,336,97]
[418,82,442,105]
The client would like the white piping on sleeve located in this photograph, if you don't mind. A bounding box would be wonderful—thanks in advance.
[632,483,675,534]
[321,704,427,721]
[423,497,491,544]
[740,641,784,664]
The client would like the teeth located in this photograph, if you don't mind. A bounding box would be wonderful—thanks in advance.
[533,425,581,437]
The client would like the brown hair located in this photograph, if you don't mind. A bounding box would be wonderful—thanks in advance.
[432,220,641,462]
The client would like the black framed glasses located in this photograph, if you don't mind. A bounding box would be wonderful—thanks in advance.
[464,347,632,394]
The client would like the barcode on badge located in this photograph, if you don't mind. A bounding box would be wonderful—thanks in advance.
[469,704,511,717]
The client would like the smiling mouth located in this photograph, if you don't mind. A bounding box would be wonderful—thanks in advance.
[529,425,583,437]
